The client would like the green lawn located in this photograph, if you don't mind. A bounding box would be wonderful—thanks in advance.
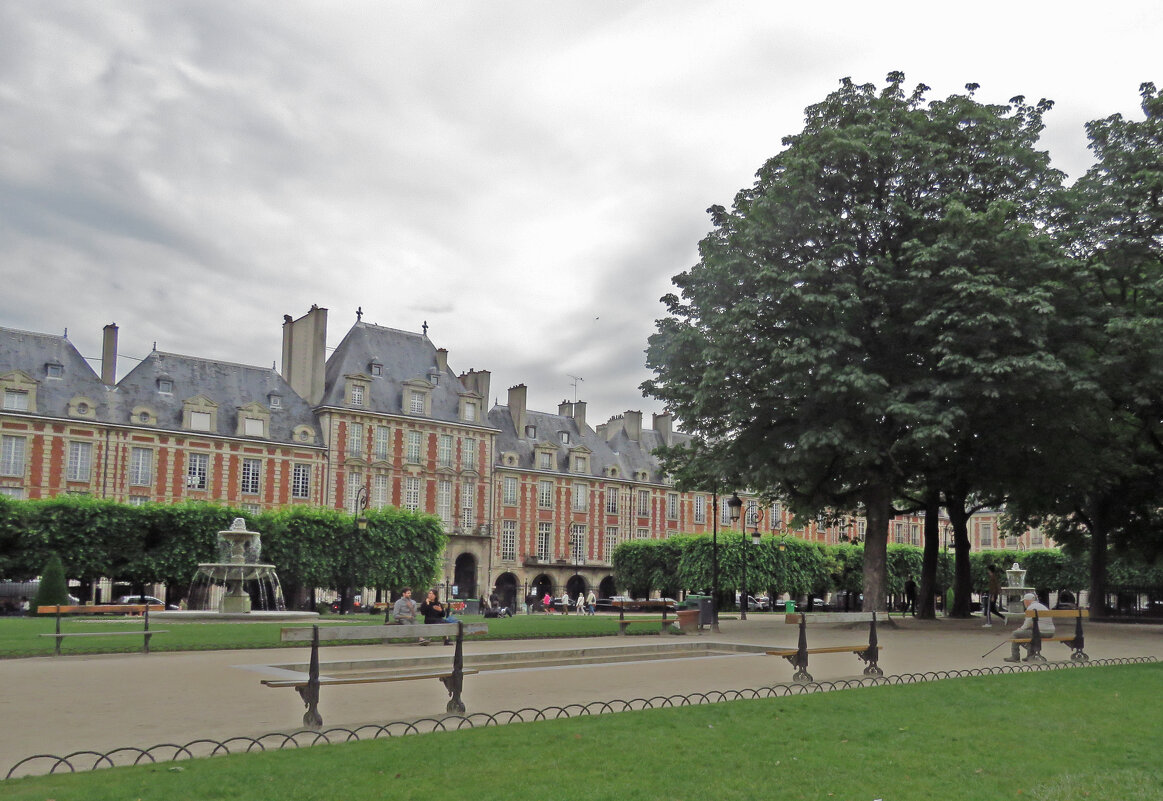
[5,663,1159,800]
[0,612,637,657]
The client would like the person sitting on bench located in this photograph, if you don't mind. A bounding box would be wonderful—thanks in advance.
[388,587,417,625]
[420,589,456,645]
[1005,592,1054,662]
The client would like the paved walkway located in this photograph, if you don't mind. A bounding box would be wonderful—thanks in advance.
[3,614,1160,773]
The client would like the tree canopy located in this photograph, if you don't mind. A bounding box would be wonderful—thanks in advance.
[644,73,1077,611]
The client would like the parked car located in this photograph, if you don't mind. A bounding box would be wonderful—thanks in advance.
[112,595,179,610]
[736,594,770,612]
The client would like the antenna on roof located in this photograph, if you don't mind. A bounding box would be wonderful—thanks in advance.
[567,374,584,402]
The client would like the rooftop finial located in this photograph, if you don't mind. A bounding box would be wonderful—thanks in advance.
[422,320,429,336]
[356,306,363,322]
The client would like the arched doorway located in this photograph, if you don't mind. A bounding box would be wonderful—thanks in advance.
[453,553,477,599]
[531,573,553,608]
[598,576,618,599]
[565,575,587,600]
[493,572,518,611]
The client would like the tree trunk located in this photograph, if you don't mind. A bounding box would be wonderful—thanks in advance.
[1086,499,1109,616]
[861,483,893,612]
[917,493,941,620]
[946,497,974,618]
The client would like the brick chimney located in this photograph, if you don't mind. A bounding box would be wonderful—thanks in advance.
[101,323,118,386]
[508,384,528,436]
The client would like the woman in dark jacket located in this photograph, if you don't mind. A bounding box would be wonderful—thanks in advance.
[420,589,452,645]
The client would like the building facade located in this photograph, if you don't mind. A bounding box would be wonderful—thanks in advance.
[2,307,1039,608]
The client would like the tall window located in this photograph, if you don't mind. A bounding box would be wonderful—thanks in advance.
[501,520,516,561]
[409,391,425,414]
[374,425,390,459]
[406,431,421,463]
[438,434,453,467]
[462,437,476,470]
[721,499,731,526]
[187,452,209,490]
[605,525,619,561]
[637,490,650,517]
[980,522,993,547]
[667,492,679,520]
[537,480,553,509]
[570,523,586,563]
[130,448,152,486]
[1,435,25,476]
[347,472,364,514]
[605,487,618,515]
[910,523,920,546]
[463,401,477,422]
[461,480,475,529]
[537,522,552,560]
[572,483,588,512]
[348,422,364,458]
[350,384,364,406]
[693,494,706,524]
[503,476,518,505]
[404,476,420,511]
[895,522,904,543]
[292,464,311,498]
[437,480,453,527]
[373,474,389,509]
[67,441,92,482]
[241,458,260,495]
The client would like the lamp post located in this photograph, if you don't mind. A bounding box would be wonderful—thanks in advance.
[748,504,764,613]
[711,492,721,633]
[727,493,744,619]
[349,485,368,615]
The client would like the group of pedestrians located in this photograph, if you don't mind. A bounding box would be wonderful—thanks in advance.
[525,589,596,615]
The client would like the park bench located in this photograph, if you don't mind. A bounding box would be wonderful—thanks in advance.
[37,604,167,656]
[1011,608,1089,662]
[615,606,676,635]
[263,621,487,728]
[766,612,884,683]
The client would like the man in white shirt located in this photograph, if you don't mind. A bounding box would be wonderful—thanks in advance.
[1004,592,1055,662]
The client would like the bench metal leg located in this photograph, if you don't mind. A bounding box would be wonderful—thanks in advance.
[440,622,467,715]
[859,612,882,676]
[297,625,323,729]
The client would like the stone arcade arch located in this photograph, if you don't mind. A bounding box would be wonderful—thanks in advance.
[598,576,618,599]
[453,553,477,600]
[493,572,518,611]
[531,573,554,606]
[565,574,587,600]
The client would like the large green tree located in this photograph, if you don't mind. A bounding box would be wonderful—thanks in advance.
[644,74,1071,611]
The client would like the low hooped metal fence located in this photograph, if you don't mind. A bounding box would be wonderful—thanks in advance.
[6,656,1156,779]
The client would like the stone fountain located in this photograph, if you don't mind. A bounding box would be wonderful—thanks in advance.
[159,518,315,621]
[1002,561,1034,616]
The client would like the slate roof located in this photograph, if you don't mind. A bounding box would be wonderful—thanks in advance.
[115,351,318,443]
[319,322,495,426]
[0,326,112,418]
[488,404,688,483]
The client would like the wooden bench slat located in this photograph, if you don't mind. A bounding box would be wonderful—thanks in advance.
[38,605,163,614]
[39,631,168,638]
[767,645,880,656]
[279,623,487,642]
[1025,609,1088,618]
[262,669,480,688]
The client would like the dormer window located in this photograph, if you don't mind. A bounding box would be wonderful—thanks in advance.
[190,411,212,431]
[132,405,157,426]
[410,391,424,413]
[243,418,265,437]
[463,401,477,422]
[68,396,96,419]
[45,363,63,379]
[573,455,588,474]
[538,452,554,470]
[525,425,536,438]
[3,389,29,411]
[369,361,383,376]
[559,431,570,445]
[181,396,218,433]
[157,379,173,394]
[351,384,365,406]
[268,394,282,409]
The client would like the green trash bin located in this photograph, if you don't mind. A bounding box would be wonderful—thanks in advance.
[784,600,795,613]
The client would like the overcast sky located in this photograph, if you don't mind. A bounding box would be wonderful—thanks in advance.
[1,1,1159,427]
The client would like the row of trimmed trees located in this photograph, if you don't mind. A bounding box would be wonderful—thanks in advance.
[643,75,1163,615]
[612,535,1163,610]
[0,495,445,609]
